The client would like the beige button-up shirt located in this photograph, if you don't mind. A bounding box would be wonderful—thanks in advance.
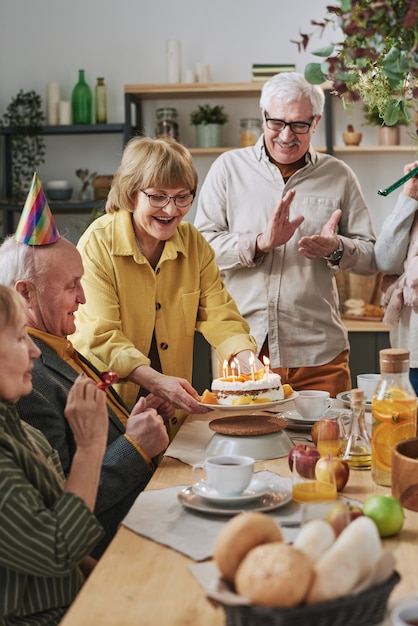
[195,137,377,368]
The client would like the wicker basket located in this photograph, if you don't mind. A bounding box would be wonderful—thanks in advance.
[223,571,400,626]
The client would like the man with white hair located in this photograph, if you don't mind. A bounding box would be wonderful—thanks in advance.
[195,72,377,396]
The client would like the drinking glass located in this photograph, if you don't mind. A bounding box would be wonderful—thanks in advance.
[291,449,337,503]
[316,414,347,458]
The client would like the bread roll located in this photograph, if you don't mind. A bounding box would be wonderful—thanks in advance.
[293,519,335,563]
[235,542,314,607]
[213,512,282,583]
[306,516,382,603]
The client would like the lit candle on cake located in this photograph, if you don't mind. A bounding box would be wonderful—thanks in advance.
[249,354,255,382]
[263,356,270,379]
[222,359,228,378]
[231,360,236,382]
[234,357,241,377]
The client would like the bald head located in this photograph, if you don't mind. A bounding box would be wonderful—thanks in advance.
[0,236,86,337]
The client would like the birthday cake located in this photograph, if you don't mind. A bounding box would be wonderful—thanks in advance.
[210,372,284,406]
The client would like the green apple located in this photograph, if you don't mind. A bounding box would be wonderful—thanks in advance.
[362,494,404,537]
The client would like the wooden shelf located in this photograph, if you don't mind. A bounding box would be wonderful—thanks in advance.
[334,145,417,153]
[124,82,264,100]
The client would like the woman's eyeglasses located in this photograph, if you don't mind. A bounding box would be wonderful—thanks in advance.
[141,190,195,208]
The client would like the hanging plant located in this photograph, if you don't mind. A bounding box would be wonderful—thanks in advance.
[0,90,46,202]
[292,0,418,126]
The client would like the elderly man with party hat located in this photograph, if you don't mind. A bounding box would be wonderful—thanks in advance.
[0,173,172,558]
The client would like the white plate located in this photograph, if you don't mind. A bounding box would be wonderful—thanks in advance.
[192,478,268,504]
[178,485,292,516]
[337,391,372,409]
[201,391,297,412]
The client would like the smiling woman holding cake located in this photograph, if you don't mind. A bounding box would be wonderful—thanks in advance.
[72,137,261,439]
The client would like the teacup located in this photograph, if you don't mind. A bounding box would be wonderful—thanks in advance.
[192,455,254,496]
[357,373,381,402]
[391,599,418,626]
[294,390,332,420]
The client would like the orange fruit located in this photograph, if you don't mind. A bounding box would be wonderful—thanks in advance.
[282,384,293,398]
[200,389,219,405]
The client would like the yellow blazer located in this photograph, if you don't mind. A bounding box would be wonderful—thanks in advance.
[72,210,257,436]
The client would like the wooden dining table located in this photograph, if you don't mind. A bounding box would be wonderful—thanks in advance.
[60,406,418,626]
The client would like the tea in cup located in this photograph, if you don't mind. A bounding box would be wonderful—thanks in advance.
[192,455,254,496]
[357,373,380,402]
[294,390,332,420]
[391,599,418,626]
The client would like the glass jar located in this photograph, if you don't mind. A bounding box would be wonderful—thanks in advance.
[240,118,262,147]
[71,69,92,125]
[155,107,179,140]
[371,348,417,486]
[95,77,107,124]
[344,388,372,470]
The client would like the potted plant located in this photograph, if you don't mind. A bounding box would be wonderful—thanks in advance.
[0,90,46,202]
[292,0,418,128]
[363,104,410,145]
[190,104,229,148]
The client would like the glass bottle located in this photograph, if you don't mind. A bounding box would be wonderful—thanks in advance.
[343,388,372,469]
[71,69,92,124]
[155,107,179,140]
[240,118,262,147]
[371,348,417,486]
[95,77,107,123]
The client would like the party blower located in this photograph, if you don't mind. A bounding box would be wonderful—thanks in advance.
[378,165,418,196]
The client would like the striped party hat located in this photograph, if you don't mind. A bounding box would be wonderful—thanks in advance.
[14,173,60,245]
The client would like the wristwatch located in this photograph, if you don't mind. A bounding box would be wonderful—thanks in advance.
[324,237,344,262]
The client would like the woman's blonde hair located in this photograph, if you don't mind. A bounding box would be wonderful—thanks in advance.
[106,137,199,213]
[0,284,26,329]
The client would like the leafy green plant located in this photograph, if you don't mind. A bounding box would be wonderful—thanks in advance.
[292,0,418,126]
[0,90,46,202]
[190,104,229,125]
[363,104,410,126]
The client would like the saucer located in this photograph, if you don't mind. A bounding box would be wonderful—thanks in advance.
[192,478,267,504]
[284,409,340,426]
[178,485,292,516]
[337,391,372,410]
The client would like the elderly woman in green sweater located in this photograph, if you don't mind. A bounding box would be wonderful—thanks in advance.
[0,284,108,625]
[72,137,261,439]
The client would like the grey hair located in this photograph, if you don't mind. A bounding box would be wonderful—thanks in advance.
[260,72,325,117]
[0,236,36,287]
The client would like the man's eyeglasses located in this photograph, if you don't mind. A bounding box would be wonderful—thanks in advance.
[141,190,195,209]
[264,111,315,134]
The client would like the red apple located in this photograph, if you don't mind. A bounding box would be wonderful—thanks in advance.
[315,457,350,491]
[288,443,320,479]
[311,418,340,447]
[326,501,364,536]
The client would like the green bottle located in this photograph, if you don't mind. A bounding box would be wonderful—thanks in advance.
[71,69,92,124]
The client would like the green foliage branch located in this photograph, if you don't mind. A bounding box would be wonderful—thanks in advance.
[292,0,418,126]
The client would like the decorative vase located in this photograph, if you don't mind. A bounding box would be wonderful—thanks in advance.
[72,69,92,125]
[379,125,400,146]
[196,123,222,148]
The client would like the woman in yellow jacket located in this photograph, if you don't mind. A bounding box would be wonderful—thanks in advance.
[72,137,260,439]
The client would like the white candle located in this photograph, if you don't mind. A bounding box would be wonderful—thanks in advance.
[249,354,255,382]
[263,356,270,379]
[47,82,60,125]
[234,357,241,377]
[58,100,71,125]
[231,360,236,382]
[222,359,228,378]
[166,39,181,84]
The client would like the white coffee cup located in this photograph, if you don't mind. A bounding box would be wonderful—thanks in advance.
[391,599,418,626]
[192,455,254,496]
[357,373,381,402]
[294,390,332,420]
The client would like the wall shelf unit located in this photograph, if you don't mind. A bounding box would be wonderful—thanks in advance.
[0,123,125,235]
